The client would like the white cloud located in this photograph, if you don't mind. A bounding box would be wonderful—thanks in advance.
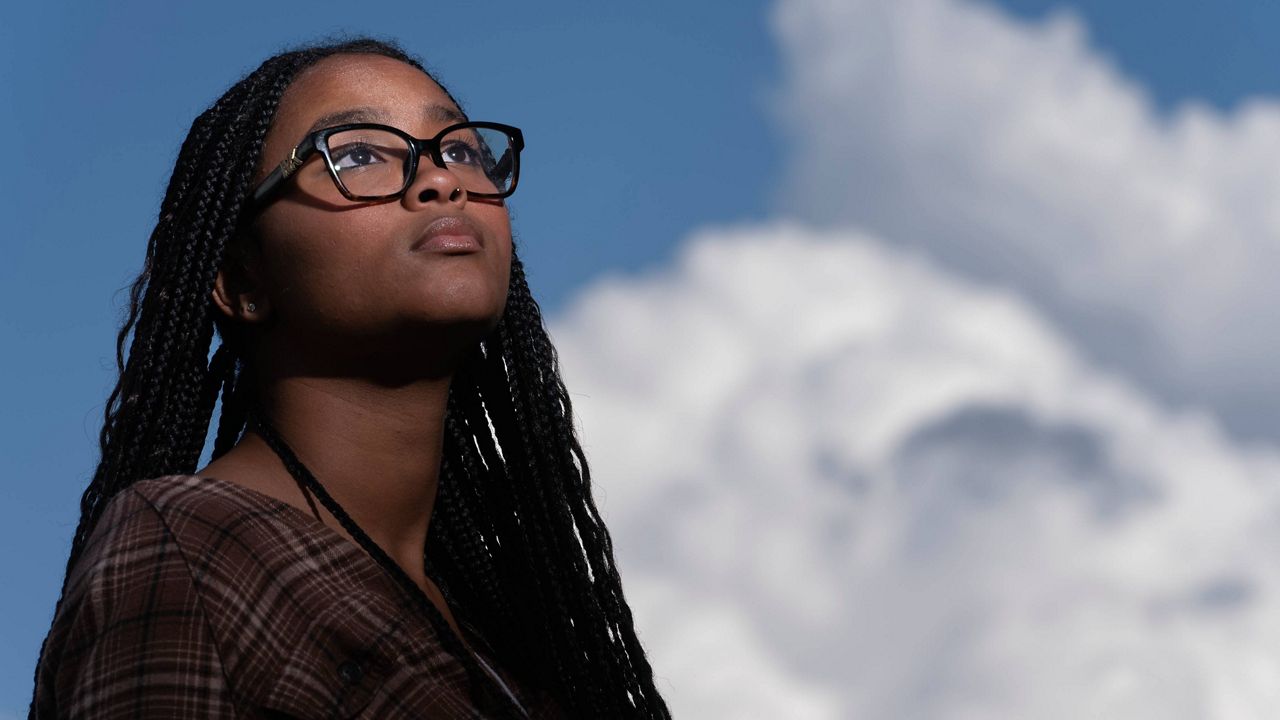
[547,0,1280,714]
[628,576,843,720]
[553,224,1280,718]
[771,0,1280,439]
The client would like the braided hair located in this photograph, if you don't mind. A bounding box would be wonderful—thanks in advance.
[36,37,671,719]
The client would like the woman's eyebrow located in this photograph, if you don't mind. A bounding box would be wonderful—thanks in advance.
[306,106,391,134]
[425,103,466,124]
[303,104,465,136]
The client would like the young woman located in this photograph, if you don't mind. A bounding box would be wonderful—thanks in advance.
[30,38,671,719]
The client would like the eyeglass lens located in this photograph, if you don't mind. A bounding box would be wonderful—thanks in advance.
[324,126,516,198]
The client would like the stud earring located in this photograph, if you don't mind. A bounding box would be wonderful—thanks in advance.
[246,302,257,313]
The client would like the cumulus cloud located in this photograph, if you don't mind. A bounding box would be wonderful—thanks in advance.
[553,225,1280,718]
[546,0,1280,715]
[771,0,1280,439]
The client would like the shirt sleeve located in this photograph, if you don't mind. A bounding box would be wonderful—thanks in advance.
[31,488,239,719]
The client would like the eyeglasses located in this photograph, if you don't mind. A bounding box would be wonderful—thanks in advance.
[251,121,524,207]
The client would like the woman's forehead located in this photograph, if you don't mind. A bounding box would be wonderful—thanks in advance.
[273,54,460,137]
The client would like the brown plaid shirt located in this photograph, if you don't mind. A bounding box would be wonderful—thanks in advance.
[31,474,561,719]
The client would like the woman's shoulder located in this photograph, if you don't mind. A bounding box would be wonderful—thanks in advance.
[127,473,312,540]
[87,473,293,533]
[67,475,391,653]
[115,474,384,606]
[39,476,406,713]
[57,478,216,603]
[33,480,237,717]
[120,474,362,573]
[57,474,363,638]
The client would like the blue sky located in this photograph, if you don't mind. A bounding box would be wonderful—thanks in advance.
[5,0,1280,714]
[1001,0,1280,111]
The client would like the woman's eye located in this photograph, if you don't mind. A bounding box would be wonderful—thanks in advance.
[441,141,482,165]
[331,143,384,169]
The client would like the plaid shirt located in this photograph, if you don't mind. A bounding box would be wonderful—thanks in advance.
[32,474,561,719]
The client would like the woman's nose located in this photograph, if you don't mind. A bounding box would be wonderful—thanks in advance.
[403,162,467,210]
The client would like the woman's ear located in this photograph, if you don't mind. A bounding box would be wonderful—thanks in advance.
[212,237,270,323]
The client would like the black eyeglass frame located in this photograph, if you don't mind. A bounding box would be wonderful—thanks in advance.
[250,120,525,207]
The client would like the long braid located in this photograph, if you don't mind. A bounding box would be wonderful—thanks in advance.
[443,386,512,622]
[211,351,250,460]
[423,253,671,717]
[512,257,668,715]
[63,57,283,575]
[477,323,580,700]
[35,40,389,713]
[36,36,671,719]
[429,381,515,634]
[451,341,551,675]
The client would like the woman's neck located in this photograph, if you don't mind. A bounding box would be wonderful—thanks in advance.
[203,372,451,576]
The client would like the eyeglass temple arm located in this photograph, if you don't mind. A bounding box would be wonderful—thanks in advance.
[251,136,318,206]
[491,149,515,181]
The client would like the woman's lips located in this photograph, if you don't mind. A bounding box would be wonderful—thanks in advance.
[417,234,481,253]
[412,216,483,254]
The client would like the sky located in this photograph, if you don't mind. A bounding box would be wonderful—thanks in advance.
[4,0,1280,717]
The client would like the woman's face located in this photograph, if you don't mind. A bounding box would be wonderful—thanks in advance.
[242,53,513,367]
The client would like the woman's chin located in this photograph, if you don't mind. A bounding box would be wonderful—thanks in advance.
[409,275,507,320]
